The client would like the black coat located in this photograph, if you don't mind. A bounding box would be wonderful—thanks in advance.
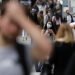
[54,42,75,75]
[37,42,75,75]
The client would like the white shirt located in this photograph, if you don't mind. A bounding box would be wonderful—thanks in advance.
[0,46,24,75]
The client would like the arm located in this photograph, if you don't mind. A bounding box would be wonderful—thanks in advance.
[18,16,52,55]
[6,1,53,59]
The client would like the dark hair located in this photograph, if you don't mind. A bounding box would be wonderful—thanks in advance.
[0,0,10,16]
[31,0,36,7]
[40,11,43,14]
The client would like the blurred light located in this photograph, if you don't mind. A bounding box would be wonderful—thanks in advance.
[0,0,2,3]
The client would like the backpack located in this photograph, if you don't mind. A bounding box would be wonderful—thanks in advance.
[15,42,30,75]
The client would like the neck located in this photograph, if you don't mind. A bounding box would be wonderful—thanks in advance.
[0,34,15,47]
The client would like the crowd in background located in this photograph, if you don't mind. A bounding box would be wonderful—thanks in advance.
[28,0,75,75]
[27,0,75,41]
[0,0,75,75]
[7,0,75,75]
[30,0,62,32]
[20,0,75,43]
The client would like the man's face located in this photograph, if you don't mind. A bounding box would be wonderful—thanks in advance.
[0,14,21,40]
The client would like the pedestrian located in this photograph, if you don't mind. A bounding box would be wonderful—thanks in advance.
[66,10,74,24]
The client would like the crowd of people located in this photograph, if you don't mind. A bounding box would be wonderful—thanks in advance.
[0,0,75,75]
[29,0,75,38]
[29,0,62,33]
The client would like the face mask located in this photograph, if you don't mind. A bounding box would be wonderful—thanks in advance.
[47,22,52,29]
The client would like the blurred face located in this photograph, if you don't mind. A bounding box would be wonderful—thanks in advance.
[53,0,57,3]
[40,13,43,16]
[0,14,21,40]
[39,11,43,17]
[66,10,70,14]
[48,0,52,3]
[48,11,51,16]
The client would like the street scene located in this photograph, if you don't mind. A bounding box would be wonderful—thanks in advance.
[0,0,75,75]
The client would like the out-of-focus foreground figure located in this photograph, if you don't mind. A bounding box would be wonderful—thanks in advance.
[0,0,52,75]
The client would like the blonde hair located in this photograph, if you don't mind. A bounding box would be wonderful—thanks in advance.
[56,23,74,43]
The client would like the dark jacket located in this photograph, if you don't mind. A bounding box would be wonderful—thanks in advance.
[64,52,75,75]
[54,42,75,75]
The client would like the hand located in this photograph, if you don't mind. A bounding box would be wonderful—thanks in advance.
[6,1,26,23]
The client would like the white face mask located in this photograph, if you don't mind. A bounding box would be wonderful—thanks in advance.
[47,22,52,29]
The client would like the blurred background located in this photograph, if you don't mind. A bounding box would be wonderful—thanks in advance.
[0,0,75,75]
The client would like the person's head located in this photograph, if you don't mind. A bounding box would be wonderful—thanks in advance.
[56,23,74,43]
[53,0,57,3]
[48,0,52,4]
[66,10,70,15]
[36,0,42,5]
[39,11,43,17]
[31,0,37,7]
[55,9,61,19]
[0,0,22,41]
